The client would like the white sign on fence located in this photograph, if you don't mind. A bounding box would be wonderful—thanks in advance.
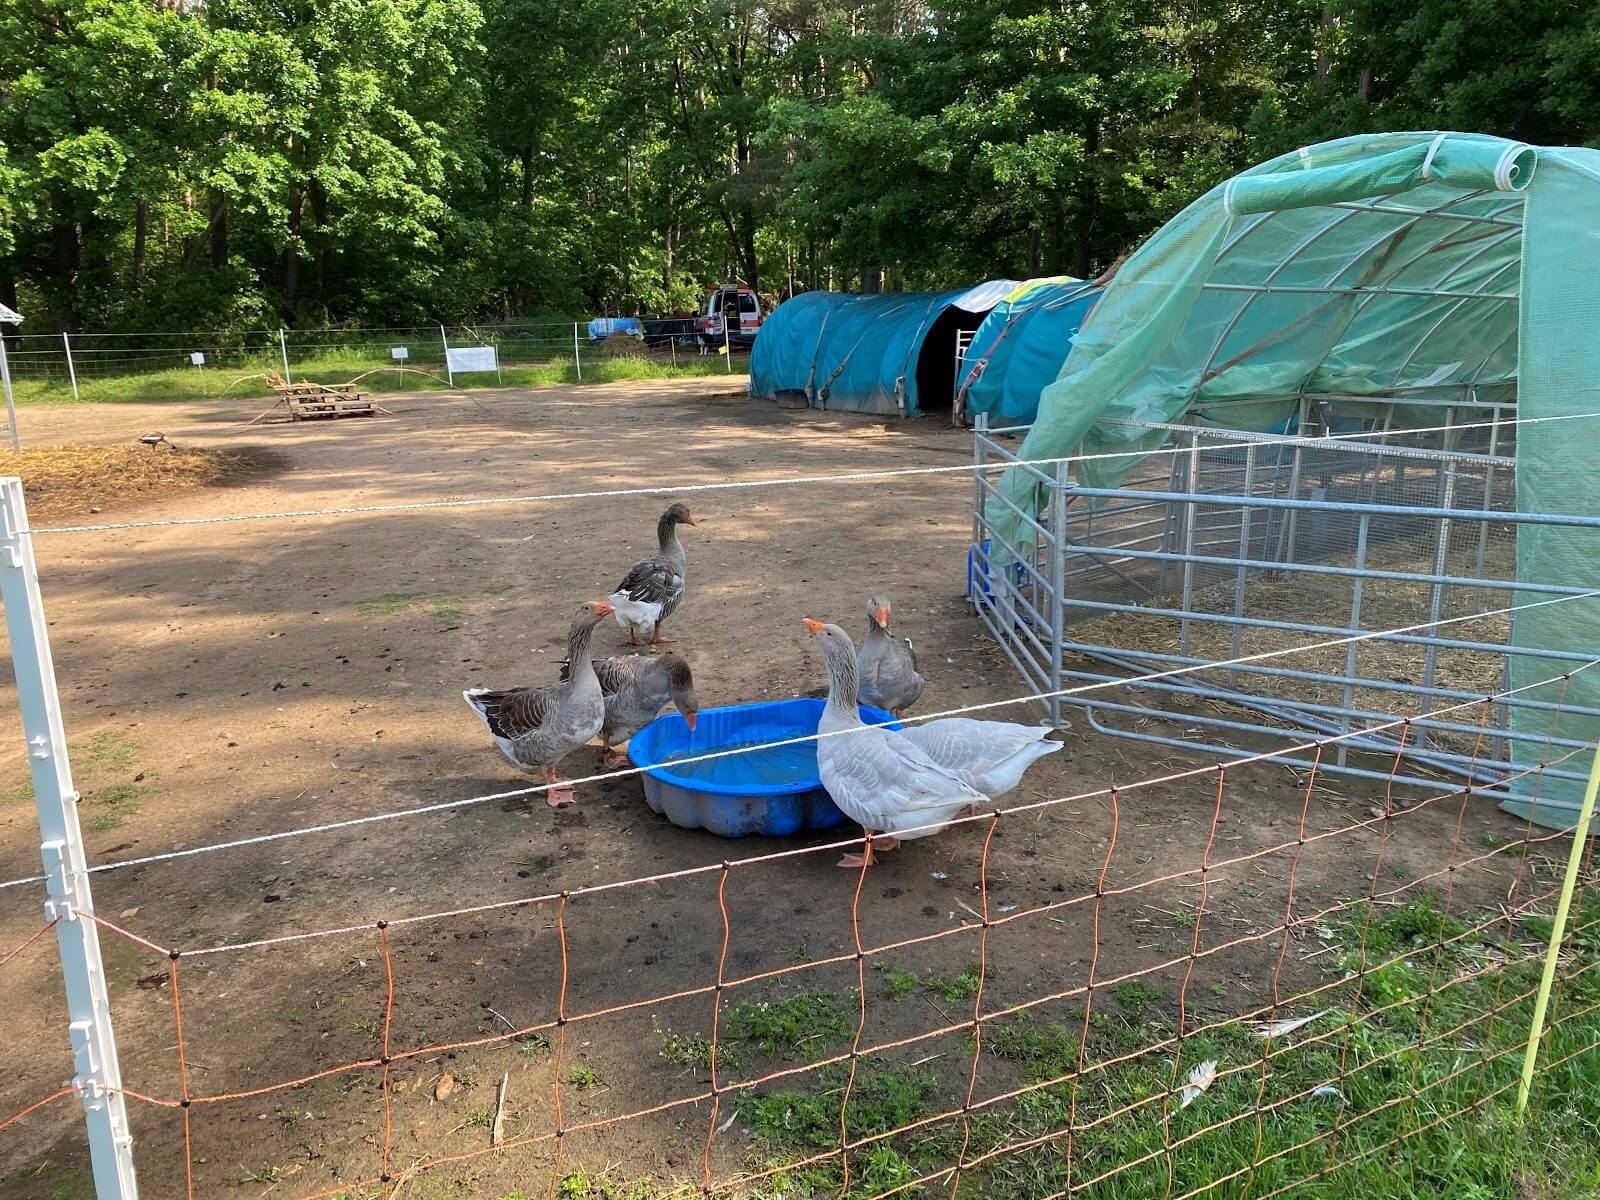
[189,352,205,366]
[390,346,409,360]
[445,345,497,375]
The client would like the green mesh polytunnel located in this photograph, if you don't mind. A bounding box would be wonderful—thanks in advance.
[985,131,1600,829]
[748,281,1019,416]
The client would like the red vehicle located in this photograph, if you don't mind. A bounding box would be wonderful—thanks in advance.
[696,285,764,347]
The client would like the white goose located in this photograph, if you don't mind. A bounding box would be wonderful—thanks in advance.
[896,718,1061,800]
[804,618,986,868]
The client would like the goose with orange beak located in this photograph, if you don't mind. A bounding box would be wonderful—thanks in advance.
[857,593,924,716]
[465,600,614,807]
[804,617,985,868]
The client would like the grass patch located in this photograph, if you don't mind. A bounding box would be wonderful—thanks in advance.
[83,783,142,831]
[10,348,749,407]
[922,965,982,1004]
[79,730,139,773]
[874,962,920,999]
[553,1170,697,1200]
[3,1159,95,1200]
[354,593,466,622]
[725,989,856,1056]
[566,1064,604,1089]
[734,892,1600,1200]
[651,1017,742,1071]
[355,593,420,616]
[516,1033,551,1056]
[1111,980,1162,1012]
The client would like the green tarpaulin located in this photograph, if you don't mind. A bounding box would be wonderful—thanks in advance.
[987,131,1600,828]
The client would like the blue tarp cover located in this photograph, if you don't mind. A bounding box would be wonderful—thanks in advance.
[749,284,1016,416]
[955,278,1100,425]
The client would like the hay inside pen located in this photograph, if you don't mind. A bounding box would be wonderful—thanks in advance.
[2,444,256,520]
[1064,533,1518,755]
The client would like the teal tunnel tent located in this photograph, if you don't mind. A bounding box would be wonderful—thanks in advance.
[748,280,1020,416]
[954,278,1101,426]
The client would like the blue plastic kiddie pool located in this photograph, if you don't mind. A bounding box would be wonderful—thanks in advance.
[628,697,901,837]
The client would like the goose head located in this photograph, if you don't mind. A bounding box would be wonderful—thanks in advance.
[662,654,700,731]
[866,593,891,630]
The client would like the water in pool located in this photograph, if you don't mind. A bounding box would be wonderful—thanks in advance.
[663,729,820,790]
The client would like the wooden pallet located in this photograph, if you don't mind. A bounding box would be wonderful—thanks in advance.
[288,394,375,420]
[247,381,387,424]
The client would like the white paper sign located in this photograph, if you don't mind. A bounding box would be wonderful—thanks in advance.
[390,346,409,360]
[446,345,497,374]
[189,352,205,366]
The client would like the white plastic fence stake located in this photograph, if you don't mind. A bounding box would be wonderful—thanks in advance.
[440,323,453,386]
[573,322,582,381]
[723,313,732,372]
[278,328,292,383]
[0,477,138,1199]
[0,332,19,451]
[62,331,80,402]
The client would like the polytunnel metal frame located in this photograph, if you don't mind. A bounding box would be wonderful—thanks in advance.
[967,408,1600,818]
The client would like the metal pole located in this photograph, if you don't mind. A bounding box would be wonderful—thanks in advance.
[1516,740,1600,1113]
[0,478,138,1198]
[278,328,292,383]
[1048,457,1068,728]
[62,331,80,402]
[440,323,453,387]
[0,331,20,451]
[572,322,582,382]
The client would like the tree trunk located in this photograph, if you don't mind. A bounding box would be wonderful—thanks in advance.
[861,266,882,294]
[520,143,534,209]
[310,183,331,300]
[284,188,303,308]
[1316,2,1335,82]
[1027,227,1042,275]
[1073,121,1101,279]
[209,193,227,270]
[133,198,148,282]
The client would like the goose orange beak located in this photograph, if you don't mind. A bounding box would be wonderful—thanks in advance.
[875,606,890,626]
[684,711,697,731]
[802,617,825,636]
[683,515,699,526]
[594,601,615,618]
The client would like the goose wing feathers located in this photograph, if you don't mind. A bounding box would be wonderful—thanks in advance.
[614,557,683,608]
[820,726,984,836]
[465,685,560,740]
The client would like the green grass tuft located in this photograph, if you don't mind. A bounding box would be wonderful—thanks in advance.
[725,989,857,1055]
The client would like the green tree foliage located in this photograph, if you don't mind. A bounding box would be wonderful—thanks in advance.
[0,0,1595,332]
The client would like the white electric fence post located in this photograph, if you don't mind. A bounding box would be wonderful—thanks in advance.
[62,331,80,402]
[0,477,138,1199]
[723,314,732,372]
[278,327,292,383]
[0,330,20,451]
[572,322,582,381]
[440,323,454,386]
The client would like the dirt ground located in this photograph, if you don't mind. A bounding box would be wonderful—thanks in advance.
[0,379,1552,1199]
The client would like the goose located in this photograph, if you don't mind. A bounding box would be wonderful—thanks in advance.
[857,593,924,715]
[897,719,1061,800]
[804,618,986,868]
[464,601,613,807]
[559,652,700,768]
[609,503,698,644]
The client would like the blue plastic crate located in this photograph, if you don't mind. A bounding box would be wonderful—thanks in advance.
[967,538,1030,605]
[627,697,900,838]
